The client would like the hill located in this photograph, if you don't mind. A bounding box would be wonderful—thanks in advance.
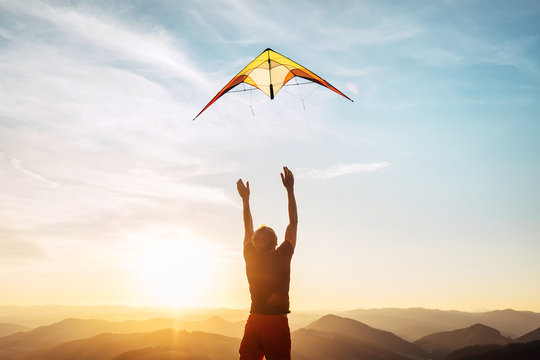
[341,308,540,340]
[474,309,540,338]
[0,317,242,360]
[0,305,251,328]
[26,329,239,360]
[515,327,540,343]
[446,340,540,360]
[413,323,511,359]
[0,323,29,337]
[307,314,428,359]
[293,328,411,360]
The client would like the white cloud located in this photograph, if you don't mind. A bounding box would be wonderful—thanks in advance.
[0,1,245,242]
[0,1,209,88]
[346,82,359,95]
[11,158,59,188]
[297,162,392,179]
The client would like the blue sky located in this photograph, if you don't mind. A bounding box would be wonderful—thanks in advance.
[1,0,539,311]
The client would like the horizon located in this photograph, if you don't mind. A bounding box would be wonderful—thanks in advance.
[1,304,538,314]
[1,1,540,313]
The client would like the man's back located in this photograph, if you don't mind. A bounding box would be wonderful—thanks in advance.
[244,240,294,315]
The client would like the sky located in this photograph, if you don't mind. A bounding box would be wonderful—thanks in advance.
[1,0,539,312]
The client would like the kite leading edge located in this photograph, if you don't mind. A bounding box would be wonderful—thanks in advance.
[193,48,353,120]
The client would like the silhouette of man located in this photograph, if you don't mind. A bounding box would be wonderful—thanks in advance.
[237,166,297,360]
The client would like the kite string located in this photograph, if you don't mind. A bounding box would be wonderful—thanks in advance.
[295,78,305,110]
[249,83,255,117]
[302,83,321,101]
[281,78,322,110]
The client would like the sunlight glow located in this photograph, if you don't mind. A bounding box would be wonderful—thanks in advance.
[130,230,216,306]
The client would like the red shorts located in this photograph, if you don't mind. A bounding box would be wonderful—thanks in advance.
[239,313,291,360]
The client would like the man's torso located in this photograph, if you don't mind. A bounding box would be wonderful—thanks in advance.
[244,241,294,315]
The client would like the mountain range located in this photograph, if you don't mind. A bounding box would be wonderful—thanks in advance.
[1,308,540,359]
[4,306,540,340]
[341,307,540,340]
[27,329,239,360]
[0,317,244,360]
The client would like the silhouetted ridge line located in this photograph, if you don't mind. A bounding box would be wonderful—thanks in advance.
[446,339,540,360]
[0,316,243,360]
[414,323,511,359]
[306,314,429,359]
[515,327,540,343]
[26,329,239,360]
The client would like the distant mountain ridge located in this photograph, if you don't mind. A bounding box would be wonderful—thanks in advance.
[414,323,511,359]
[307,314,428,359]
[1,308,540,360]
[446,340,540,360]
[341,308,540,340]
[293,328,411,360]
[0,323,29,337]
[26,329,239,360]
[3,305,539,340]
[0,317,243,360]
[515,327,540,343]
[0,305,250,327]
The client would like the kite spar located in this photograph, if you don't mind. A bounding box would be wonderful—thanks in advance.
[193,48,353,120]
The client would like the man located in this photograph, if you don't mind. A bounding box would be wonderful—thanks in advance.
[236,166,298,360]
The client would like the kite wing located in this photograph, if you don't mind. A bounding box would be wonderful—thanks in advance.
[194,48,353,119]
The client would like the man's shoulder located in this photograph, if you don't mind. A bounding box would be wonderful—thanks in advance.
[276,240,294,257]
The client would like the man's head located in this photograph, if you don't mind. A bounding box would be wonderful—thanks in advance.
[252,225,277,253]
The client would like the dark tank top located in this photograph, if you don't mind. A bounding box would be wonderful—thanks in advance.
[244,241,294,315]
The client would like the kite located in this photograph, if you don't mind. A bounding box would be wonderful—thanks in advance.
[194,48,353,119]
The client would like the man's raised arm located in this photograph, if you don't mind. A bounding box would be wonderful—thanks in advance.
[237,179,254,247]
[281,167,298,250]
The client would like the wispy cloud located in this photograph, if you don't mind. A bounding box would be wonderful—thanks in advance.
[297,162,392,179]
[0,1,210,87]
[346,82,359,95]
[11,158,59,188]
[0,0,244,249]
[0,230,46,260]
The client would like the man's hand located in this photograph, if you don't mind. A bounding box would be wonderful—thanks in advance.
[280,166,294,191]
[237,179,250,200]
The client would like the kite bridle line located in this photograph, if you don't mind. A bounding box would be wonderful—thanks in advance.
[227,81,315,93]
[227,80,322,113]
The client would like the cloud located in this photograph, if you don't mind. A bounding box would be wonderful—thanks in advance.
[0,1,210,88]
[0,230,46,260]
[346,82,359,95]
[11,159,59,188]
[0,1,246,245]
[297,162,392,179]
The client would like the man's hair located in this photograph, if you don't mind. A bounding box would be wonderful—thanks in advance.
[252,226,277,253]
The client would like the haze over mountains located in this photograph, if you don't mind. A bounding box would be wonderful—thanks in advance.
[27,330,239,360]
[1,306,540,360]
[0,323,29,338]
[342,307,540,340]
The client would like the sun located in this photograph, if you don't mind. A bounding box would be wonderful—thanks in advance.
[132,235,215,306]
